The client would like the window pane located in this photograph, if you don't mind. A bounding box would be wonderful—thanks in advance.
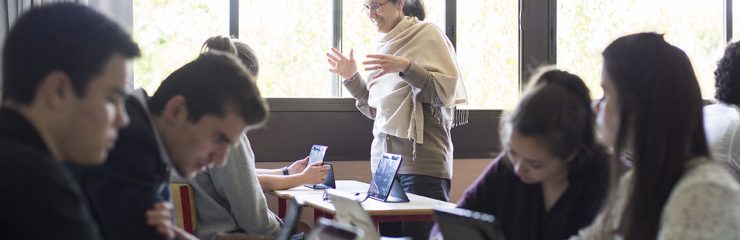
[239,1,333,97]
[458,0,519,109]
[558,0,725,99]
[133,0,228,93]
[342,0,445,98]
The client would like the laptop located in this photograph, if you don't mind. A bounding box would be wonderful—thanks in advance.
[304,145,336,189]
[326,189,380,240]
[367,153,408,202]
[433,207,506,240]
[305,217,359,240]
[276,198,305,240]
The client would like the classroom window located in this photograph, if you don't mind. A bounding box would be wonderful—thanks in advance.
[132,0,228,94]
[558,0,725,99]
[132,0,520,109]
[457,0,519,109]
[239,0,333,97]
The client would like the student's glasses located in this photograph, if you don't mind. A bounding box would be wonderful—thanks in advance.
[362,0,392,14]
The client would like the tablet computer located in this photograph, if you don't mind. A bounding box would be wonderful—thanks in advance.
[367,153,408,202]
[326,189,379,240]
[306,217,358,240]
[433,207,506,240]
[304,145,336,189]
[276,198,305,240]
[308,145,328,165]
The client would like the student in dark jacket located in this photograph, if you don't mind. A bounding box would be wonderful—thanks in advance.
[430,68,610,240]
[0,3,139,239]
[72,52,269,240]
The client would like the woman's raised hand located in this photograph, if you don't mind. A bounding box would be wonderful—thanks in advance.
[363,54,411,79]
[327,48,358,80]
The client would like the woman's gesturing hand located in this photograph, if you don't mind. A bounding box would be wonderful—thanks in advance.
[327,48,358,80]
[363,54,411,79]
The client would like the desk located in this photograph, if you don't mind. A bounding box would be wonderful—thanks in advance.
[272,180,370,218]
[271,180,457,224]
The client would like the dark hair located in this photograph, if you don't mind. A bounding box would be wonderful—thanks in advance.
[2,3,140,104]
[602,32,709,239]
[392,0,426,21]
[502,68,608,180]
[201,36,259,78]
[714,41,740,104]
[148,51,268,127]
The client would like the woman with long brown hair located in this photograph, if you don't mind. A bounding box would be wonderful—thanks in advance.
[430,68,610,240]
[571,32,740,239]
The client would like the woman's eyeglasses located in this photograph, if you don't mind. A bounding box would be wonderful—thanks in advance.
[362,0,392,14]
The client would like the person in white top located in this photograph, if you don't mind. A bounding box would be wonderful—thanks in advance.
[571,32,740,239]
[704,41,740,182]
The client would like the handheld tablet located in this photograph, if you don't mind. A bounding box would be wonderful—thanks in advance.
[367,153,408,202]
[305,145,336,189]
[433,207,506,240]
[308,145,328,165]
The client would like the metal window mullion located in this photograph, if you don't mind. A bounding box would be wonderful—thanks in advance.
[446,0,456,49]
[519,0,555,90]
[726,0,733,43]
[229,0,238,38]
[332,0,342,97]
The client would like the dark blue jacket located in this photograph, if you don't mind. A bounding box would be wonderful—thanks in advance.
[0,108,103,239]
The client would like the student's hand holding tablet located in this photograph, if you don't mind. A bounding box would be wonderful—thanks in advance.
[300,161,331,184]
[286,157,310,175]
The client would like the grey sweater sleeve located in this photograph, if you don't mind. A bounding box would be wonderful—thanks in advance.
[343,73,376,119]
[210,135,282,237]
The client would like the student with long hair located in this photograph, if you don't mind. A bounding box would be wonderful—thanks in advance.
[430,68,610,240]
[705,41,740,182]
[571,32,740,239]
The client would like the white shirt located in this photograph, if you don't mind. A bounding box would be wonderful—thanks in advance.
[570,158,740,239]
[704,103,740,181]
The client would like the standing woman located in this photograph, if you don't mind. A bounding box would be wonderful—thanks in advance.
[571,32,740,239]
[326,0,466,238]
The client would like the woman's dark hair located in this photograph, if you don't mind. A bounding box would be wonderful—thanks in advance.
[501,68,607,179]
[601,32,709,239]
[201,36,260,78]
[714,41,740,104]
[392,0,426,21]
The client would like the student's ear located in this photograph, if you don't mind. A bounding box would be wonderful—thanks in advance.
[162,95,187,123]
[37,71,74,110]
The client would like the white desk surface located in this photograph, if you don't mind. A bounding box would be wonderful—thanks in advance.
[272,180,456,216]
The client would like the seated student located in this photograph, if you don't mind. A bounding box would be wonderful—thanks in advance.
[0,3,139,239]
[570,32,740,239]
[179,36,327,240]
[705,41,740,182]
[430,68,610,240]
[73,51,269,240]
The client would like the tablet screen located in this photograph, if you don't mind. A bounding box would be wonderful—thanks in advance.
[433,208,506,240]
[308,145,328,165]
[367,153,402,201]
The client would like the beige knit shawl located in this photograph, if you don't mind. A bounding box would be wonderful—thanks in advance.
[367,16,467,144]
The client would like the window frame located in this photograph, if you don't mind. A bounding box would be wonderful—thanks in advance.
[231,0,550,161]
[215,0,734,161]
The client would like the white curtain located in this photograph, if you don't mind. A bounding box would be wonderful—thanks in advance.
[1,0,134,92]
